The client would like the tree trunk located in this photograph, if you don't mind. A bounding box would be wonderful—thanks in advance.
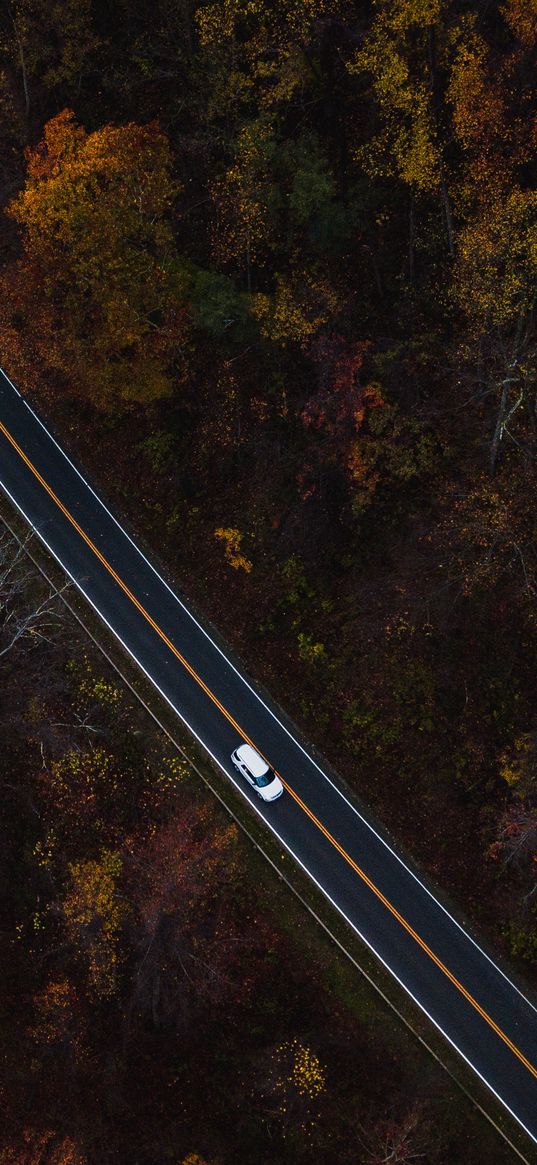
[245,236,251,294]
[8,7,30,116]
[408,192,415,285]
[427,28,455,257]
[369,247,384,299]
[439,168,455,257]
[489,312,525,475]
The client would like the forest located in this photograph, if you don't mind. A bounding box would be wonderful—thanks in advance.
[0,0,536,1161]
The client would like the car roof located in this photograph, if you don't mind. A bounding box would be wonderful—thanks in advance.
[236,743,269,778]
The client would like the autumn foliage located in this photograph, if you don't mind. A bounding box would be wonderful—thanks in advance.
[0,110,188,407]
[1,1,537,1160]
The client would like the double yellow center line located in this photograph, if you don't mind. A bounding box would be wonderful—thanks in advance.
[1,416,536,1082]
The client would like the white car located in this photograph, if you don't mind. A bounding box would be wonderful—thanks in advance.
[231,742,284,802]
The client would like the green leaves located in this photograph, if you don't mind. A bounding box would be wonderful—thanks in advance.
[287,135,336,226]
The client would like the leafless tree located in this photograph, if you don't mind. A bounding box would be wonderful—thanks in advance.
[359,1107,431,1165]
[497,805,537,895]
[0,524,69,662]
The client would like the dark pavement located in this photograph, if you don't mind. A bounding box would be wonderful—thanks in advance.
[1,367,536,1145]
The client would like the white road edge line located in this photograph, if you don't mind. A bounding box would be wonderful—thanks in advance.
[2,369,537,1021]
[4,519,534,1165]
[1,477,536,1146]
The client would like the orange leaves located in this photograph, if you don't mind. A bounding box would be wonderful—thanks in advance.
[444,13,537,483]
[3,1129,86,1165]
[0,110,187,408]
[127,809,243,1018]
[445,5,537,338]
[132,807,240,952]
[501,0,537,50]
[135,809,239,933]
[448,30,506,156]
[301,336,390,508]
[31,978,80,1052]
[10,110,176,274]
[23,107,86,182]
[300,333,439,513]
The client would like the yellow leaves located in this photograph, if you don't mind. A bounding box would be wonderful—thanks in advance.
[297,631,325,665]
[453,189,537,329]
[287,1040,326,1099]
[196,0,255,47]
[72,652,118,712]
[33,831,56,870]
[197,0,334,117]
[252,273,337,347]
[283,0,331,40]
[252,281,323,344]
[359,41,411,106]
[196,0,331,48]
[267,1037,326,1144]
[271,1036,326,1131]
[349,4,440,192]
[46,747,120,824]
[443,469,537,599]
[212,116,276,268]
[500,757,524,787]
[256,46,308,108]
[214,527,253,572]
[387,0,443,33]
[63,849,125,998]
[5,0,99,93]
[155,754,190,792]
[499,735,536,795]
[397,116,439,192]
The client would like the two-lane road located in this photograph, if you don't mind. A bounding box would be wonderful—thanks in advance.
[1,366,536,1146]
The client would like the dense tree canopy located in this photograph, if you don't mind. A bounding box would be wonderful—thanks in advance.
[0,1,536,1160]
[0,110,187,406]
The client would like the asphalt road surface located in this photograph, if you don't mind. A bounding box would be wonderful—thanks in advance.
[1,366,536,1146]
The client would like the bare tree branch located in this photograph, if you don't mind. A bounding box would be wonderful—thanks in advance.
[0,524,70,662]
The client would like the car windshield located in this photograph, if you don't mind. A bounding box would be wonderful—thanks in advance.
[254,771,273,788]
